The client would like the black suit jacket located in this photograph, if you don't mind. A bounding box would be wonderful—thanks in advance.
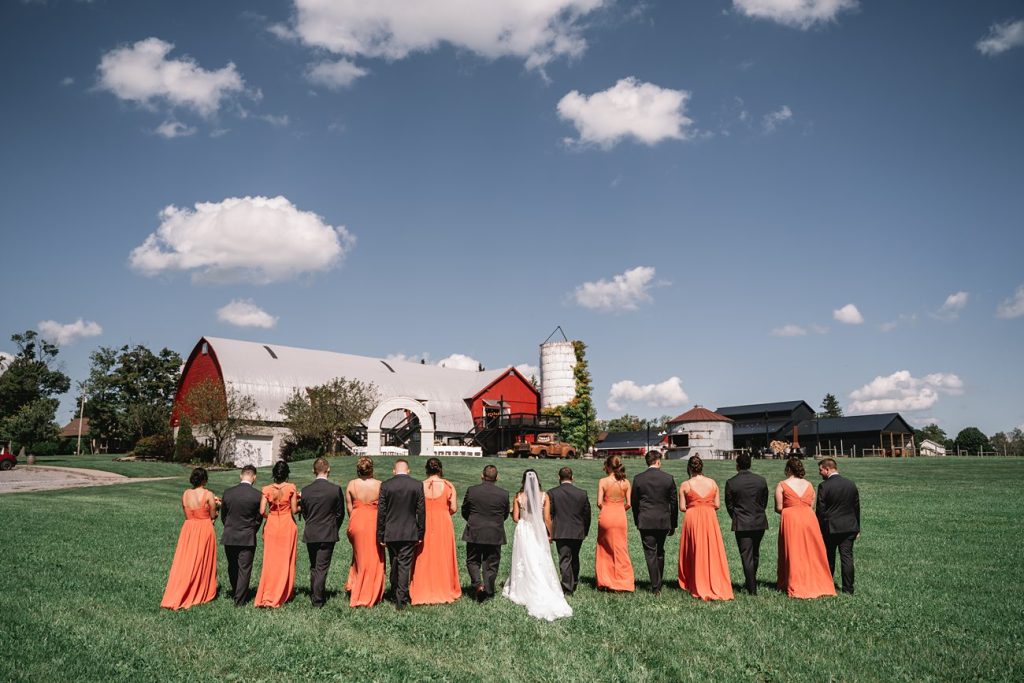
[630,467,678,532]
[816,474,860,535]
[377,474,426,544]
[547,482,591,540]
[461,481,510,545]
[300,478,345,544]
[220,482,263,546]
[724,470,769,532]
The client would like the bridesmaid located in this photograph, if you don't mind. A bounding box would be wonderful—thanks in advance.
[776,457,836,599]
[677,455,734,601]
[595,455,635,592]
[409,457,461,605]
[254,461,298,608]
[345,456,385,608]
[161,467,219,610]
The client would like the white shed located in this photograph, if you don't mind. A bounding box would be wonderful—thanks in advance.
[666,406,734,460]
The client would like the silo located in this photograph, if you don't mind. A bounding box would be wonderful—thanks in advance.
[540,340,576,409]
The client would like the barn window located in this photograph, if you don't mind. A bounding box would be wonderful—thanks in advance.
[201,342,208,355]
[263,345,278,359]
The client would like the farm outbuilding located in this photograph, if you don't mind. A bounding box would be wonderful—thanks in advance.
[666,406,734,460]
[172,337,540,466]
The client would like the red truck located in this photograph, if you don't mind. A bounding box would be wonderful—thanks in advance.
[512,433,577,459]
[0,445,16,471]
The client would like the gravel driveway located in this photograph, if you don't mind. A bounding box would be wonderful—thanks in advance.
[0,465,174,494]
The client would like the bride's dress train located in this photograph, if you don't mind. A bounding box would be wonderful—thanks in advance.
[502,472,573,622]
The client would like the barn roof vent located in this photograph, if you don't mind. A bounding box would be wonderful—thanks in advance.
[263,345,278,359]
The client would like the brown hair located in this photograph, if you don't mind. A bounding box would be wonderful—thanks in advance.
[604,455,626,481]
[425,457,443,476]
[482,465,498,482]
[785,456,805,479]
[687,454,704,476]
[818,457,837,471]
[313,457,330,475]
[558,466,573,482]
[356,456,374,478]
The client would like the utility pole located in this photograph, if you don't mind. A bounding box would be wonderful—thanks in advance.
[75,388,87,456]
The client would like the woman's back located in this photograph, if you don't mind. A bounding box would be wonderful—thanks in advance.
[601,476,629,503]
[263,482,296,514]
[349,478,381,505]
[781,479,813,508]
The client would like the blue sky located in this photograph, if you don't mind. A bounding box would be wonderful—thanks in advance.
[1,0,1022,435]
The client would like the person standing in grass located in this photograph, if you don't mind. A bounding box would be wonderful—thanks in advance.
[596,455,635,592]
[725,453,769,595]
[409,457,461,605]
[775,457,835,599]
[816,457,860,595]
[345,456,385,608]
[300,457,345,608]
[161,467,219,610]
[461,464,510,602]
[377,459,426,611]
[546,466,591,595]
[220,464,263,606]
[630,451,677,595]
[254,461,299,608]
[677,455,734,601]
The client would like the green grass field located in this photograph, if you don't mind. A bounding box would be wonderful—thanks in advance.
[1,456,1022,682]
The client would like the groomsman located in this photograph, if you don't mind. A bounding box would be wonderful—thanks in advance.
[816,458,860,594]
[300,457,345,608]
[546,467,591,595]
[377,459,425,610]
[724,453,769,595]
[220,465,263,606]
[461,464,510,601]
[630,451,678,595]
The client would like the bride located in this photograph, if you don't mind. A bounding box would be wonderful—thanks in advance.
[502,470,573,621]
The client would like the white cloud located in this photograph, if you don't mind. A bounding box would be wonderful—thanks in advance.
[154,120,197,138]
[557,78,694,149]
[60,76,75,87]
[515,363,540,379]
[129,195,355,284]
[437,353,482,371]
[216,300,278,329]
[306,59,368,90]
[976,19,1024,56]
[996,284,1024,319]
[385,352,430,365]
[0,351,12,376]
[762,105,793,132]
[733,0,858,30]
[771,324,807,337]
[573,266,657,312]
[97,37,245,116]
[933,291,969,321]
[608,377,688,411]
[38,319,103,346]
[833,303,864,325]
[282,0,607,70]
[848,370,963,414]
[809,323,829,334]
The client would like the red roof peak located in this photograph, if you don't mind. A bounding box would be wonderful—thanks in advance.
[669,406,733,424]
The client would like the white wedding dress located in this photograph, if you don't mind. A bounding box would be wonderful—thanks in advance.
[502,472,573,621]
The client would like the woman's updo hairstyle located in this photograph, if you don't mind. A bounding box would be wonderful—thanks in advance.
[687,454,704,476]
[604,455,626,481]
[356,456,374,478]
[785,456,805,479]
[189,467,208,488]
[272,460,290,483]
[425,457,443,476]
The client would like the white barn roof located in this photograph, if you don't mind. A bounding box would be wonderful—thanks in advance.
[204,337,510,433]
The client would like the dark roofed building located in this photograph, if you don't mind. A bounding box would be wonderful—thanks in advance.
[594,430,667,459]
[716,400,815,451]
[795,413,917,457]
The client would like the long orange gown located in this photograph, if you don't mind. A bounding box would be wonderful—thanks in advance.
[253,483,297,608]
[345,500,385,607]
[678,485,734,601]
[777,481,836,599]
[409,481,461,605]
[595,481,635,592]
[160,493,218,610]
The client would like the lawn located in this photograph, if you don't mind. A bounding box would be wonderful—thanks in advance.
[1,456,1021,682]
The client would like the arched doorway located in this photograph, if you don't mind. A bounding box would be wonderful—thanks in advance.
[365,397,436,456]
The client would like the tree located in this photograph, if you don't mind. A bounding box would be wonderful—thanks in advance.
[954,427,990,455]
[0,330,70,450]
[281,377,379,455]
[605,414,646,432]
[173,415,197,462]
[84,344,183,451]
[818,393,843,418]
[0,398,60,450]
[552,341,597,453]
[915,423,950,449]
[182,378,260,463]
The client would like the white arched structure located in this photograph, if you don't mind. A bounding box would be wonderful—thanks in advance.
[366,397,435,456]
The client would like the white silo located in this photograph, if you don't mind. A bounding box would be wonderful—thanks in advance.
[540,340,577,409]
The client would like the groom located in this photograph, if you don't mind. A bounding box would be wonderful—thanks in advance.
[461,464,510,601]
[630,450,678,595]
[546,466,591,595]
[816,457,860,594]
[377,459,425,610]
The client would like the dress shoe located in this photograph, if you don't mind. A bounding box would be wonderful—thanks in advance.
[475,585,486,602]
[395,601,407,611]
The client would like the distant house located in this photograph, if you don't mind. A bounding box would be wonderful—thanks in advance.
[58,417,89,440]
[919,439,947,456]
[58,417,103,453]
[594,430,667,459]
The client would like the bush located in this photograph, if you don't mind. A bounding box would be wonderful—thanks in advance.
[174,417,198,463]
[281,438,323,463]
[28,441,60,457]
[193,444,218,464]
[131,434,174,460]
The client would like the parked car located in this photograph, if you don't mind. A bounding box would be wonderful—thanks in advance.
[512,433,576,459]
[0,446,16,471]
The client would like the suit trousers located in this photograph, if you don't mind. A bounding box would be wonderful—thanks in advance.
[639,530,668,592]
[466,542,502,596]
[386,541,417,606]
[825,532,856,594]
[554,539,583,594]
[306,542,336,606]
[225,545,255,606]
[734,530,765,594]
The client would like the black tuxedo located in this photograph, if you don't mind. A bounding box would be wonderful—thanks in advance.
[461,481,510,597]
[300,477,346,607]
[725,469,769,594]
[630,467,678,592]
[817,473,860,594]
[547,482,592,594]
[220,481,263,605]
[377,473,425,606]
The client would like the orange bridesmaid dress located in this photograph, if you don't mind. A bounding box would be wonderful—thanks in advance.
[409,480,461,605]
[345,499,385,607]
[160,492,218,610]
[678,485,734,601]
[254,483,298,608]
[777,482,836,599]
[596,481,635,592]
